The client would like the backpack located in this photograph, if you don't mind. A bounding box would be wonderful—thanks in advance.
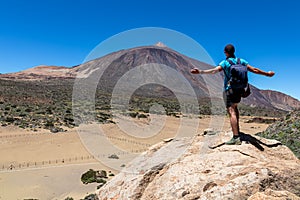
[225,58,251,98]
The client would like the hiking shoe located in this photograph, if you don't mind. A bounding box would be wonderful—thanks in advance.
[225,137,242,145]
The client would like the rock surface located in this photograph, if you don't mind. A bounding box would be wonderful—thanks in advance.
[97,131,300,199]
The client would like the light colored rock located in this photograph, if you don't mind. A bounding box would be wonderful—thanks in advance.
[248,189,300,200]
[97,132,300,199]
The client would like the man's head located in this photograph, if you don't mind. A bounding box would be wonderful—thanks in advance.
[224,44,235,58]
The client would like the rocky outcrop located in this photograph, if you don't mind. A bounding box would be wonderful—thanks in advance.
[97,131,300,199]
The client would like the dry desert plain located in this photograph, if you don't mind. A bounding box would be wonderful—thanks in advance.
[0,115,271,200]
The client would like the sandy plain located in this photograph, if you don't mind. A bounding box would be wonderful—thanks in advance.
[0,115,270,199]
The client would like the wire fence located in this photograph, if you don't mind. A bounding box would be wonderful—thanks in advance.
[0,132,42,139]
[0,132,152,147]
[0,148,148,172]
[0,130,159,172]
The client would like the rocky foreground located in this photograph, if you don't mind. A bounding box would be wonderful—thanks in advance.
[97,131,300,199]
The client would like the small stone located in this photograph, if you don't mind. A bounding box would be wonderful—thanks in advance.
[50,127,60,133]
[163,138,174,143]
[203,128,218,135]
[182,190,190,197]
[203,181,217,192]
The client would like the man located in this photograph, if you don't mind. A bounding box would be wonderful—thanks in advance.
[191,44,275,145]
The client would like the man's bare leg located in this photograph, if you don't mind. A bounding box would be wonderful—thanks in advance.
[227,103,240,136]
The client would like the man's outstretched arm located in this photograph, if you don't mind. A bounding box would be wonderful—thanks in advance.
[190,66,222,74]
[247,65,275,77]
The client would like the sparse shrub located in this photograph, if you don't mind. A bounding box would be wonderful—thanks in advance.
[36,110,46,115]
[19,112,27,117]
[65,109,72,114]
[23,199,39,200]
[50,127,63,133]
[129,112,138,118]
[137,113,147,118]
[108,154,119,159]
[24,108,32,112]
[98,170,107,178]
[96,178,106,184]
[81,193,99,200]
[64,115,74,122]
[257,110,300,158]
[81,169,97,184]
[44,120,54,128]
[80,169,110,186]
[5,117,15,123]
[97,184,105,189]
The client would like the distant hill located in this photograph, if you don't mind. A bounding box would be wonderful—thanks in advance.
[1,44,299,114]
[260,90,300,111]
[0,65,75,80]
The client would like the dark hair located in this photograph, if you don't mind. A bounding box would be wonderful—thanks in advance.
[224,44,236,58]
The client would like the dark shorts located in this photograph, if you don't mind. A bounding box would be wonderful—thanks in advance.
[223,89,242,108]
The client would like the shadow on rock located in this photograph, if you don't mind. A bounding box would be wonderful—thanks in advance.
[239,132,282,151]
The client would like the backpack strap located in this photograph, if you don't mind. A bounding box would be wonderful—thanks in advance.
[227,58,234,66]
[223,59,232,81]
[227,58,240,65]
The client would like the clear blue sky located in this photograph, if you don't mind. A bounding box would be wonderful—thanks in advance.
[0,0,299,100]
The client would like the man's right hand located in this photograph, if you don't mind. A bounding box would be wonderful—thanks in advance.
[267,71,275,77]
[190,68,200,74]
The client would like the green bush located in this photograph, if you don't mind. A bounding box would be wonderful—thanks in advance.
[81,169,96,184]
[137,113,148,118]
[96,178,106,184]
[81,193,99,200]
[129,112,138,118]
[44,120,54,128]
[81,169,109,185]
[98,170,107,178]
[24,108,32,112]
[257,110,300,158]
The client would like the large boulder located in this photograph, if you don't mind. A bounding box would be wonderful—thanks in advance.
[97,131,300,199]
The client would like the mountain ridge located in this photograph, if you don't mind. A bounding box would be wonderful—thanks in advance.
[0,45,299,112]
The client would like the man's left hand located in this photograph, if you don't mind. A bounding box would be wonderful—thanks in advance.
[190,68,200,74]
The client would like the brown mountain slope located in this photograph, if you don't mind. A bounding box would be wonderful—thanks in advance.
[260,90,300,111]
